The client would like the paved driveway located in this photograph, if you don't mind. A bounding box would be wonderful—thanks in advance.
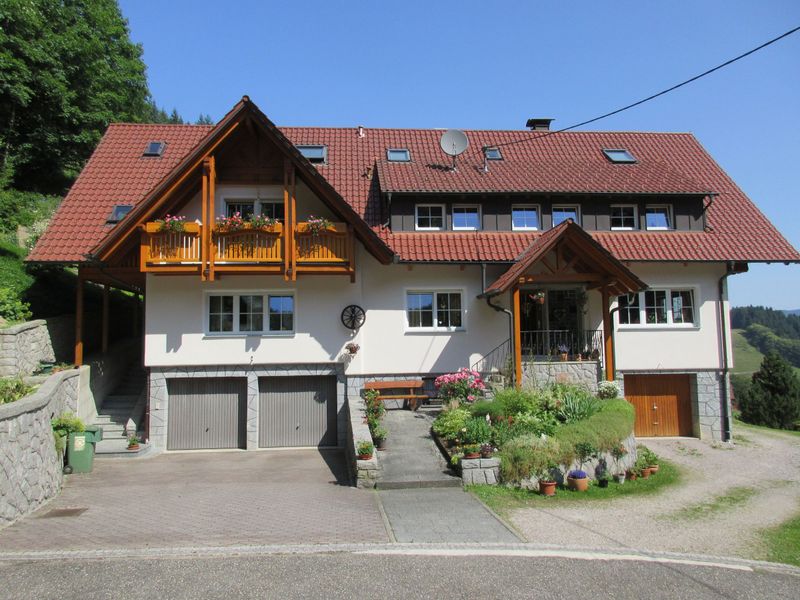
[0,450,388,551]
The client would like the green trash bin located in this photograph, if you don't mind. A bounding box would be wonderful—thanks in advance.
[67,426,103,473]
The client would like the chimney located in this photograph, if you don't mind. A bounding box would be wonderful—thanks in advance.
[526,118,554,131]
[357,125,365,138]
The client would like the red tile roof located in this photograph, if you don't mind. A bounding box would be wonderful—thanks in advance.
[29,117,800,264]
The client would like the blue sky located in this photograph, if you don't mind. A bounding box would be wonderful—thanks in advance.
[119,0,800,308]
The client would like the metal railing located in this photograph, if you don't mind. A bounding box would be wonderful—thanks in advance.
[470,338,512,377]
[521,329,604,362]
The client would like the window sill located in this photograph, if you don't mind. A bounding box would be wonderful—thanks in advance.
[405,328,465,334]
[203,332,296,339]
[512,227,539,232]
[616,325,699,331]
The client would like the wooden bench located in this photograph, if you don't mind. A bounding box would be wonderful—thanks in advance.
[364,379,428,411]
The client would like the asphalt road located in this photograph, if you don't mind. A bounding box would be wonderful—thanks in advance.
[1,549,798,599]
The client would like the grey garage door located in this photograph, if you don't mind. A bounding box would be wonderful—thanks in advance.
[167,378,247,450]
[258,376,337,448]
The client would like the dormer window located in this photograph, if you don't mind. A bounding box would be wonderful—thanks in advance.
[297,145,327,164]
[645,205,672,230]
[484,147,503,160]
[611,205,638,230]
[552,205,580,227]
[106,204,133,224]
[387,148,411,162]
[452,205,481,231]
[603,148,636,163]
[143,141,165,157]
[415,204,444,230]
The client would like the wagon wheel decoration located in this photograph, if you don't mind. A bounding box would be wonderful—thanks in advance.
[341,305,366,330]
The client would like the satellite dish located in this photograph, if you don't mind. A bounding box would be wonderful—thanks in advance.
[440,129,469,170]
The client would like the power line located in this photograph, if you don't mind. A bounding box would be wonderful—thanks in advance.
[489,25,800,150]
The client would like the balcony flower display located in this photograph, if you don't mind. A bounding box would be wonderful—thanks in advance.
[249,214,278,230]
[306,215,333,236]
[216,212,245,232]
[156,214,186,233]
[434,368,486,403]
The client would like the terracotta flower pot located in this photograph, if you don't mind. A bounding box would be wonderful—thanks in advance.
[127,444,140,452]
[649,464,659,474]
[626,470,638,481]
[567,476,589,492]
[560,353,569,362]
[539,480,557,496]
[464,451,481,459]
[640,467,652,479]
[357,453,373,460]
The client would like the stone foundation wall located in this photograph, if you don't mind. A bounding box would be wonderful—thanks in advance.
[346,392,379,488]
[0,320,56,377]
[521,360,601,392]
[0,369,80,527]
[148,364,347,452]
[460,457,500,485]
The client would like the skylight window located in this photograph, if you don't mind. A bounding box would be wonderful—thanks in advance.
[484,147,503,160]
[387,148,411,162]
[143,141,165,157]
[603,148,636,163]
[296,145,327,164]
[106,204,133,224]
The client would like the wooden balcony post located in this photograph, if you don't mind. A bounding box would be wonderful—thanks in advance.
[513,286,522,389]
[74,272,84,366]
[201,160,209,281]
[602,285,615,381]
[290,165,297,281]
[283,159,291,281]
[208,156,216,281]
[101,284,109,353]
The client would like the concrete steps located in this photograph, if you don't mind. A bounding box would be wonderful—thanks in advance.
[92,367,147,456]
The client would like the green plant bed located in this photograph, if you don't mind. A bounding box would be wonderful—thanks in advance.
[760,512,800,567]
[468,459,681,515]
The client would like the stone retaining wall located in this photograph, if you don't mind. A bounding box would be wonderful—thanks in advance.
[346,392,379,488]
[521,360,601,392]
[0,369,81,527]
[460,457,500,485]
[0,320,56,377]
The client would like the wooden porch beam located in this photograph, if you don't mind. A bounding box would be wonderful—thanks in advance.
[74,272,84,366]
[283,159,291,281]
[513,286,522,389]
[602,285,615,381]
[101,284,109,353]
[290,165,297,282]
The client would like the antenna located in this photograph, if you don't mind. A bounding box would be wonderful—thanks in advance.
[439,129,469,171]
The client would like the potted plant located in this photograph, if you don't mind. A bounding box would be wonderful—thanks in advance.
[558,344,569,361]
[155,214,186,233]
[356,440,374,460]
[634,454,652,478]
[595,458,609,488]
[462,444,481,459]
[480,443,494,458]
[306,215,333,236]
[215,212,245,232]
[531,291,546,305]
[567,469,589,492]
[610,443,628,484]
[536,467,558,496]
[127,433,141,452]
[372,425,388,450]
[249,213,277,230]
[345,342,360,355]
[638,445,660,473]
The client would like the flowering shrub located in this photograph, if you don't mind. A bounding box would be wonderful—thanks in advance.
[434,368,486,403]
[568,469,588,479]
[249,214,278,230]
[306,215,333,235]
[156,214,186,232]
[597,380,621,399]
[216,212,245,232]
[431,407,470,441]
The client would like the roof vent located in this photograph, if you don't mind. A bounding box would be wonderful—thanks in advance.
[357,125,365,138]
[525,118,554,131]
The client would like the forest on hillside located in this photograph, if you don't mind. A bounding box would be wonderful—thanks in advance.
[731,306,800,369]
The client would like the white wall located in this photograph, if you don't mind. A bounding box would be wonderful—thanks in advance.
[144,247,511,374]
[613,262,728,371]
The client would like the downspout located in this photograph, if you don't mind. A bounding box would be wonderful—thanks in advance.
[480,263,515,385]
[718,261,746,442]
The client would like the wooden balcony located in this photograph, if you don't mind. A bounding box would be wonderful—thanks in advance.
[140,221,355,279]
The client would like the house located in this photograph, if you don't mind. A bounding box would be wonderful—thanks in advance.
[29,96,800,452]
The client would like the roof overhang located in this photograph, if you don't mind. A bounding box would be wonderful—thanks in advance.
[483,220,647,297]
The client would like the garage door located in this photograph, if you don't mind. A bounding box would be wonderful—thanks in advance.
[625,374,694,437]
[167,378,247,450]
[258,376,337,448]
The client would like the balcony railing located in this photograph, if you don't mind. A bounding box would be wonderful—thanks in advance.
[521,329,604,361]
[140,221,354,276]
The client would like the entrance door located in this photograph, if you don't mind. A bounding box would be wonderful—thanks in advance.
[625,374,694,437]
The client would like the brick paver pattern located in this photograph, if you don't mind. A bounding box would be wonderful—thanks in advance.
[0,450,388,551]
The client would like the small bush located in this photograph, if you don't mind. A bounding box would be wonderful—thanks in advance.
[557,391,600,424]
[434,368,486,402]
[499,435,562,483]
[738,352,800,430]
[468,399,505,420]
[431,407,471,441]
[0,377,34,404]
[492,388,541,416]
[0,287,32,323]
[462,416,493,445]
[51,413,85,435]
[597,381,621,399]
[637,445,659,466]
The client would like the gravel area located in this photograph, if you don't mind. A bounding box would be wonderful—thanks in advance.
[509,424,800,559]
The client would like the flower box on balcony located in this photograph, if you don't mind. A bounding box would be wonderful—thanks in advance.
[214,222,283,234]
[144,221,200,234]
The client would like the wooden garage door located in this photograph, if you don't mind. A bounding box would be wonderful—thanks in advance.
[625,374,693,437]
[258,376,337,448]
[167,378,247,450]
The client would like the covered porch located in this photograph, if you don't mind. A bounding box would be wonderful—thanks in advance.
[482,220,646,387]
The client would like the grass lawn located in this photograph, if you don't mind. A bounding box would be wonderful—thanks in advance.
[732,328,800,377]
[468,459,681,516]
[761,512,800,567]
[734,418,800,440]
[669,486,757,521]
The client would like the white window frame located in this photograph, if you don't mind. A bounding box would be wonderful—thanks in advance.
[204,291,296,337]
[415,204,446,231]
[616,287,699,329]
[610,204,638,231]
[451,204,481,231]
[405,289,466,333]
[552,205,581,227]
[645,204,673,231]
[511,204,541,231]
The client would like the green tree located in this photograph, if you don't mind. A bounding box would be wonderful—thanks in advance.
[738,352,800,430]
[0,0,152,194]
[196,113,214,125]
